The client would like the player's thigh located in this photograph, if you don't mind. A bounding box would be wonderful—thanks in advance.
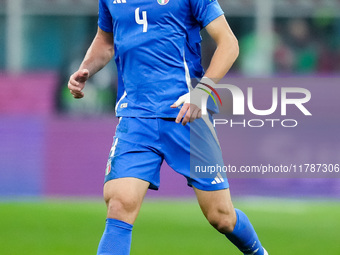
[194,187,236,223]
[104,177,150,224]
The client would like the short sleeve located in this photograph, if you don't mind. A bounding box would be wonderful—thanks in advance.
[98,0,113,32]
[190,0,224,28]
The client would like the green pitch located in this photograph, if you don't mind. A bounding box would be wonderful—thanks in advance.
[0,198,339,255]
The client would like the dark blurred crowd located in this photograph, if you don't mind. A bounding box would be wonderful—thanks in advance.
[273,18,340,74]
[202,17,340,76]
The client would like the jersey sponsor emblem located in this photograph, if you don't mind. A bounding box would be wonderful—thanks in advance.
[157,0,169,5]
[120,103,128,108]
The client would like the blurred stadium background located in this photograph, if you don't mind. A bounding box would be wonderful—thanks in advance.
[1,0,340,254]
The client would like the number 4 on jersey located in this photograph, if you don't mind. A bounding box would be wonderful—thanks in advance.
[135,8,148,33]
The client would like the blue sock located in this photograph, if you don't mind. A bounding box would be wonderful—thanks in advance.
[225,209,264,255]
[97,218,133,255]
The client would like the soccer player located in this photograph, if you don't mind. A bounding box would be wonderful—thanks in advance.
[68,0,268,254]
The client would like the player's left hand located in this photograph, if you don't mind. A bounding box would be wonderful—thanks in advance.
[171,92,202,126]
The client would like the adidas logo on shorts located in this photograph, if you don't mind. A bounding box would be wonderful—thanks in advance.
[211,172,225,184]
[113,0,126,4]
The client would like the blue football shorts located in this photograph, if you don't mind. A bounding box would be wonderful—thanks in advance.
[104,116,229,191]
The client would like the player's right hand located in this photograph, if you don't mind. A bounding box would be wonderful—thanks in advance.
[171,90,203,126]
[68,69,89,99]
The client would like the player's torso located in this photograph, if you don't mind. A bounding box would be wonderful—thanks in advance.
[106,0,197,78]
[103,0,204,117]
[108,0,191,42]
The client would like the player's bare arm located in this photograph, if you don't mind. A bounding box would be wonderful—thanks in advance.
[203,15,239,82]
[68,27,114,99]
[172,15,239,125]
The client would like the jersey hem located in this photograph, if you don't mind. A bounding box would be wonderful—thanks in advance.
[115,114,180,119]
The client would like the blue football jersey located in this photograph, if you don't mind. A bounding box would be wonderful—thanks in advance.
[98,0,224,117]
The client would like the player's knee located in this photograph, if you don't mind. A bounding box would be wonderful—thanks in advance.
[106,196,139,218]
[207,210,236,234]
